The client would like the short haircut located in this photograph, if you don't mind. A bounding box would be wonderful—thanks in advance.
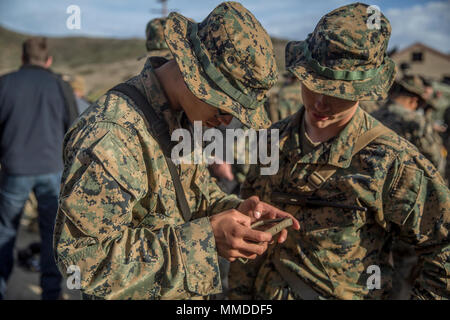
[22,37,49,64]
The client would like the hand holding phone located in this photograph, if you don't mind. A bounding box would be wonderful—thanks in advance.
[239,218,293,264]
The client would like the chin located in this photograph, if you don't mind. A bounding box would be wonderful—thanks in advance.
[313,121,329,129]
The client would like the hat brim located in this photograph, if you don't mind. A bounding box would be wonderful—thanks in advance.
[164,12,271,129]
[286,41,397,101]
[397,80,427,101]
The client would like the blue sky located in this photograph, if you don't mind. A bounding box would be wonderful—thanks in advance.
[1,0,449,52]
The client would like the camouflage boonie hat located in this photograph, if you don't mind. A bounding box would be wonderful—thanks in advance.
[396,75,427,100]
[146,18,169,51]
[286,2,396,101]
[164,1,279,129]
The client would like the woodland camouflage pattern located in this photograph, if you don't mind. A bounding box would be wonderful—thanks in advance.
[54,2,281,299]
[145,18,169,51]
[229,2,449,300]
[54,57,243,299]
[372,100,446,175]
[231,74,304,186]
[285,3,396,101]
[265,73,303,123]
[359,100,383,114]
[144,18,172,59]
[229,107,450,300]
[164,1,278,129]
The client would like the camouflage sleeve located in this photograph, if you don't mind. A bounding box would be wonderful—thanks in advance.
[240,163,261,200]
[407,118,442,170]
[203,167,243,215]
[55,122,222,299]
[383,151,450,299]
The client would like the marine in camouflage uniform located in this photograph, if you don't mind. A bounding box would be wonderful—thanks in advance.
[374,77,446,298]
[54,2,298,300]
[265,72,303,123]
[143,17,172,59]
[372,76,446,176]
[227,72,304,193]
[359,100,382,114]
[229,3,450,300]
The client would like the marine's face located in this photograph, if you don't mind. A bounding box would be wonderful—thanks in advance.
[301,83,359,130]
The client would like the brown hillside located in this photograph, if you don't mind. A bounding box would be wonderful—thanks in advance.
[0,25,288,101]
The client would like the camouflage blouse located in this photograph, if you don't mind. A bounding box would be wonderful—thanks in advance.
[54,57,241,299]
[230,107,449,300]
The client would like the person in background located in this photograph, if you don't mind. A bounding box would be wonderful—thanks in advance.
[67,75,90,114]
[372,75,445,176]
[0,37,78,300]
[138,17,173,61]
[265,72,303,124]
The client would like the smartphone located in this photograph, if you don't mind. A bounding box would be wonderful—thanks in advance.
[239,218,293,264]
[251,218,293,235]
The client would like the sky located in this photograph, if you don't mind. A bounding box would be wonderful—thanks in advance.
[0,0,449,52]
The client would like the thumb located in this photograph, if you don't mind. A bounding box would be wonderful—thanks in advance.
[239,196,261,219]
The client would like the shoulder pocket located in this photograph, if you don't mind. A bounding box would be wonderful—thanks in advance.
[91,130,145,200]
[388,164,423,225]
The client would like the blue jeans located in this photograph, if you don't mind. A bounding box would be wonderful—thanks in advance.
[0,172,63,300]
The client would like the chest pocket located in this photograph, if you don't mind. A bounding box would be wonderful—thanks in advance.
[299,205,361,233]
[132,168,183,228]
[275,186,366,253]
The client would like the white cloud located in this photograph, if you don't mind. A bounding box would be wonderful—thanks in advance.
[385,1,450,52]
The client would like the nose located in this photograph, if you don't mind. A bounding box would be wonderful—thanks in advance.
[314,95,331,113]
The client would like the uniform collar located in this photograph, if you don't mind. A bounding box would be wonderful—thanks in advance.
[137,56,171,117]
[280,106,369,169]
[135,57,187,133]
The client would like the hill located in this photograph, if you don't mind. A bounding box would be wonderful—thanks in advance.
[0,25,147,72]
[0,25,288,100]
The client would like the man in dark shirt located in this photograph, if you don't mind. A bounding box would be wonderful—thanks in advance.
[0,37,77,299]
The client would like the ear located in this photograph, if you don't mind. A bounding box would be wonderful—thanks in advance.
[410,96,419,110]
[45,56,53,68]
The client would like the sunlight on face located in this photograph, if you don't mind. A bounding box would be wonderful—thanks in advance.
[301,83,359,130]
